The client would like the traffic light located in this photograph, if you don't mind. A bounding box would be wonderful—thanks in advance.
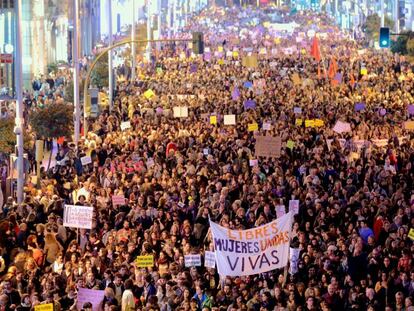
[379,27,390,48]
[192,32,204,54]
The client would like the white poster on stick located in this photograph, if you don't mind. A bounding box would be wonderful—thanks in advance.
[63,205,93,229]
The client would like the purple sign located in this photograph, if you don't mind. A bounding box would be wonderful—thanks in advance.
[354,103,366,112]
[408,104,414,115]
[232,87,240,101]
[244,99,256,110]
[243,81,253,88]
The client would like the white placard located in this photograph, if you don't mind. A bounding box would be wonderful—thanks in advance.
[276,204,286,218]
[224,114,236,125]
[120,121,131,131]
[262,122,271,130]
[203,148,209,155]
[204,251,216,269]
[63,205,94,229]
[289,200,299,215]
[80,156,92,166]
[249,159,258,166]
[173,106,189,118]
[185,254,202,267]
[294,107,302,114]
[333,121,352,134]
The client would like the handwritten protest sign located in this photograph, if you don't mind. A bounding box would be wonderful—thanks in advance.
[224,114,236,125]
[305,120,315,128]
[262,122,271,130]
[63,205,93,229]
[209,212,292,276]
[248,123,259,132]
[204,251,216,269]
[120,121,131,131]
[185,254,202,267]
[135,255,154,267]
[255,136,282,157]
[34,304,53,311]
[289,200,299,215]
[404,121,414,130]
[333,121,351,133]
[80,156,92,166]
[77,288,105,311]
[112,195,125,206]
[242,55,258,68]
[173,106,188,118]
[314,119,324,127]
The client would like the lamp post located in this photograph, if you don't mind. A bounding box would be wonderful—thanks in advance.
[107,0,113,112]
[73,0,80,146]
[131,0,136,81]
[14,0,24,206]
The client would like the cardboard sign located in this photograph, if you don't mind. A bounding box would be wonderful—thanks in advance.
[404,121,414,130]
[135,255,154,267]
[204,251,216,269]
[292,73,301,86]
[224,114,236,125]
[80,156,92,166]
[34,304,53,311]
[248,123,259,132]
[255,135,282,157]
[242,55,258,68]
[120,121,131,131]
[112,195,125,206]
[185,254,202,267]
[63,205,94,229]
[77,288,105,311]
[173,106,189,118]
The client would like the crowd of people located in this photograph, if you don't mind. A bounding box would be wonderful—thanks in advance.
[0,4,413,311]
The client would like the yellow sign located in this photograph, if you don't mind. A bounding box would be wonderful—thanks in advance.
[144,89,155,99]
[218,59,224,65]
[314,119,324,127]
[360,68,367,75]
[408,228,414,240]
[34,304,53,311]
[218,46,223,52]
[274,38,281,44]
[286,140,295,150]
[295,119,303,126]
[135,255,154,268]
[232,51,239,58]
[305,120,315,128]
[248,123,259,132]
[210,115,217,125]
[292,73,301,86]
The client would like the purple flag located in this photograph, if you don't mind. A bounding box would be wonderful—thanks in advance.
[232,87,240,101]
[408,104,414,115]
[354,103,366,112]
[244,99,256,110]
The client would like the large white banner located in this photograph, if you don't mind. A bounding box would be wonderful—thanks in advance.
[63,205,94,229]
[209,212,292,276]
